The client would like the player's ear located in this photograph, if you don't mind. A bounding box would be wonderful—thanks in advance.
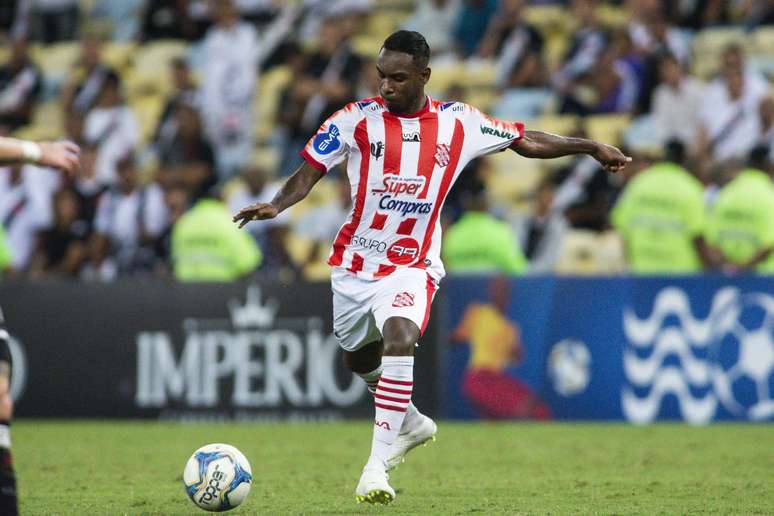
[420,66,431,85]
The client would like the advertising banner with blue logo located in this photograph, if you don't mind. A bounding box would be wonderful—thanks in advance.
[443,276,774,423]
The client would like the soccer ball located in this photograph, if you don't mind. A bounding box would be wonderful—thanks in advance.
[710,293,774,421]
[183,443,253,512]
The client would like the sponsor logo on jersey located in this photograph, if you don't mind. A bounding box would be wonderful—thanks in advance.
[352,235,388,253]
[312,124,341,155]
[480,124,515,140]
[370,141,384,160]
[378,196,433,216]
[387,238,420,265]
[392,292,416,308]
[371,176,426,196]
[402,131,421,142]
[435,143,451,167]
[440,102,463,112]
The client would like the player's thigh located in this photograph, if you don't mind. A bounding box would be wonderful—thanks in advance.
[331,270,381,352]
[372,268,439,340]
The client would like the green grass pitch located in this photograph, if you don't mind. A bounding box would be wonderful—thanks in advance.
[13,420,774,515]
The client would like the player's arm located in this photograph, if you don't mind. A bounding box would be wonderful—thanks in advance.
[511,130,631,173]
[0,137,81,175]
[233,161,324,228]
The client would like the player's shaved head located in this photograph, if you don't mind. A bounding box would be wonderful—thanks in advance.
[381,31,430,70]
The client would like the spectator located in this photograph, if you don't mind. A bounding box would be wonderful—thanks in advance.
[512,177,568,274]
[552,154,620,231]
[0,37,42,133]
[199,0,298,179]
[226,165,293,275]
[87,153,169,280]
[705,146,774,274]
[553,0,607,95]
[20,0,79,44]
[154,58,198,138]
[28,188,87,278]
[171,184,261,282]
[88,0,144,42]
[60,34,119,137]
[155,102,216,195]
[82,72,140,186]
[478,0,546,90]
[454,0,499,58]
[443,172,527,276]
[0,163,54,273]
[0,226,11,277]
[298,16,362,134]
[758,97,774,160]
[697,44,768,163]
[152,184,190,277]
[277,16,361,176]
[401,0,461,60]
[651,53,705,147]
[611,141,716,274]
[140,0,204,41]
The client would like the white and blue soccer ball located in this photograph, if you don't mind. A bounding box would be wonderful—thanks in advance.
[711,293,774,421]
[183,443,253,512]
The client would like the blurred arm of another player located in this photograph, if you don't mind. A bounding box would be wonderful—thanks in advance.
[511,130,632,173]
[233,161,324,228]
[0,136,81,175]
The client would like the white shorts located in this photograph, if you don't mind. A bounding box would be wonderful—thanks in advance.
[331,267,439,352]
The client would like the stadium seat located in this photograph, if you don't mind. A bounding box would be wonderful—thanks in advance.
[131,95,164,143]
[254,66,292,144]
[692,27,747,56]
[30,42,79,82]
[554,230,600,275]
[486,151,544,204]
[101,42,137,73]
[585,114,630,147]
[128,40,188,98]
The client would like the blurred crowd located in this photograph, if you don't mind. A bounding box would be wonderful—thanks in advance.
[0,0,773,282]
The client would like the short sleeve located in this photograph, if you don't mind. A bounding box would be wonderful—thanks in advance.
[461,104,525,158]
[300,103,361,174]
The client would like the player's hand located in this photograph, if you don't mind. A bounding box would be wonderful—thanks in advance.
[233,203,279,228]
[592,143,632,173]
[38,141,81,176]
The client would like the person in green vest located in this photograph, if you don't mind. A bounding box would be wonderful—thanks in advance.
[0,227,12,277]
[611,141,717,274]
[705,145,774,274]
[171,185,261,282]
[443,169,527,276]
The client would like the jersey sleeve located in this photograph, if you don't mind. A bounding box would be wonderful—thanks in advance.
[300,103,361,174]
[461,104,525,159]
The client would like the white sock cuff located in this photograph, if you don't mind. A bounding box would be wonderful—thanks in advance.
[381,356,414,367]
[0,425,11,448]
[358,365,383,384]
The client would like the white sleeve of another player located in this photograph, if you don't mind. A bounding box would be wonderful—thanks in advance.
[462,104,525,159]
[300,104,361,174]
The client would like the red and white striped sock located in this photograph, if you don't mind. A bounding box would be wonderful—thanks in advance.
[359,365,418,421]
[369,356,414,465]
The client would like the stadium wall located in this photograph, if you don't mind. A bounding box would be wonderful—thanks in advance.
[3,277,774,423]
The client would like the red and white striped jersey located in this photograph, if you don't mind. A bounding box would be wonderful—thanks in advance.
[300,96,524,281]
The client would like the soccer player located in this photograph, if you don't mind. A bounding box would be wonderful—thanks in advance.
[233,31,630,505]
[0,136,80,515]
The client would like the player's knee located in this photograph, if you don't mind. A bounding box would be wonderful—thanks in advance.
[382,318,419,356]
